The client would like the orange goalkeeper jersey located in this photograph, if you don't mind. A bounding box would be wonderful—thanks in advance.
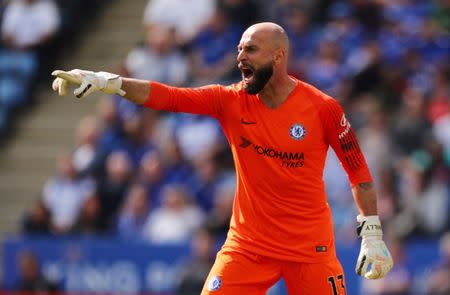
[145,78,372,262]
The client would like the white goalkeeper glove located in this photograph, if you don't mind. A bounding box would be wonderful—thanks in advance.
[355,215,394,279]
[51,69,126,98]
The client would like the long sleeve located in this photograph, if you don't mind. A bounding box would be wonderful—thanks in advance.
[144,81,227,120]
[320,98,373,187]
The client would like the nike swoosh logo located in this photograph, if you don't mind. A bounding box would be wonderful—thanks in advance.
[239,136,252,148]
[240,118,256,125]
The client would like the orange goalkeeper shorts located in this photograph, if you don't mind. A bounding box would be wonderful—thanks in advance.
[201,249,347,295]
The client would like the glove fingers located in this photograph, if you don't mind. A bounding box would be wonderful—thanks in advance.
[52,77,60,92]
[59,79,68,96]
[371,263,392,279]
[365,259,393,279]
[365,263,381,279]
[52,78,68,96]
[52,70,82,84]
[356,255,369,276]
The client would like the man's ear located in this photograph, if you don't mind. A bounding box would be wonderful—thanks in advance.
[273,48,285,65]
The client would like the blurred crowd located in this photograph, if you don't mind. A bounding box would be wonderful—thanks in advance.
[0,0,109,140]
[0,0,60,138]
[10,0,450,294]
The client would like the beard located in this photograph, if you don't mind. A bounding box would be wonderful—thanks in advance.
[243,62,273,95]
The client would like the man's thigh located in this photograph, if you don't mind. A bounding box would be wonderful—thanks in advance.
[201,250,281,295]
[283,257,347,295]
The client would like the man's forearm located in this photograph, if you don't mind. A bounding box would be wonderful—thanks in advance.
[354,181,393,280]
[121,77,151,105]
[352,182,378,216]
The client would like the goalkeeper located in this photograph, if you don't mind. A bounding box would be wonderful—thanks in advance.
[52,22,393,294]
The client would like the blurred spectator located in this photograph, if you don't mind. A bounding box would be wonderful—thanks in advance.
[394,144,449,237]
[304,38,347,97]
[377,10,411,66]
[71,193,108,235]
[433,114,450,155]
[93,96,123,173]
[345,41,382,97]
[361,237,411,295]
[15,250,59,292]
[21,199,51,235]
[381,0,432,37]
[427,69,450,124]
[358,102,393,186]
[322,1,364,58]
[412,18,450,66]
[138,133,200,205]
[142,184,204,244]
[426,231,450,295]
[324,150,356,244]
[284,5,318,79]
[204,179,235,237]
[156,135,196,185]
[117,111,155,167]
[260,0,315,24]
[390,86,431,157]
[72,115,101,177]
[117,183,150,239]
[0,1,6,23]
[433,0,450,31]
[1,0,60,50]
[401,48,433,95]
[376,167,400,225]
[218,0,260,28]
[97,150,133,225]
[95,101,155,169]
[351,0,383,33]
[42,152,95,233]
[190,8,242,84]
[143,0,215,46]
[429,69,450,155]
[124,25,189,85]
[137,150,170,206]
[0,0,60,127]
[168,113,224,164]
[175,227,216,295]
[189,155,228,212]
[97,96,121,133]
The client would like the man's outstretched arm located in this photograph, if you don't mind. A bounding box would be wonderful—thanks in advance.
[121,78,150,105]
[52,69,150,105]
[51,69,225,118]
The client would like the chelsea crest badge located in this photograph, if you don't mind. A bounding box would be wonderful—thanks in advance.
[289,123,306,141]
[207,275,222,291]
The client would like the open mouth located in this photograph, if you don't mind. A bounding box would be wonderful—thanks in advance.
[239,65,254,83]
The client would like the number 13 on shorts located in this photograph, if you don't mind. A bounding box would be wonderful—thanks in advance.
[327,274,346,295]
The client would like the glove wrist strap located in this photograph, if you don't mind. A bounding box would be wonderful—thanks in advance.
[357,215,383,238]
[97,71,124,95]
